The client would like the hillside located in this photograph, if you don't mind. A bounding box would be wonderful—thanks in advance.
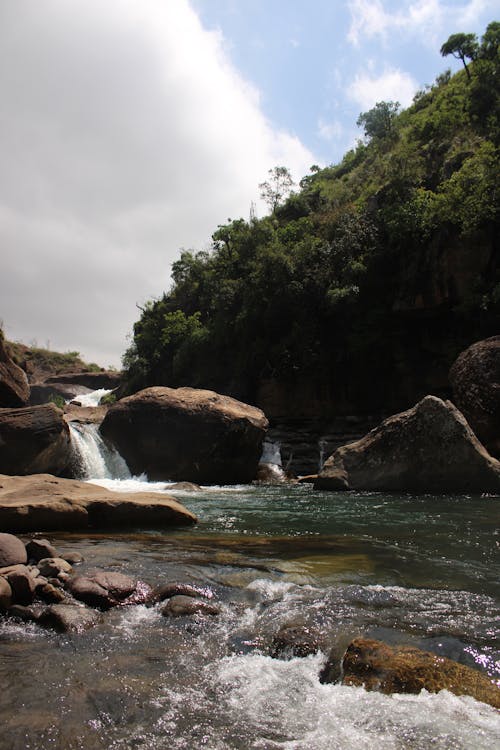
[123,23,499,420]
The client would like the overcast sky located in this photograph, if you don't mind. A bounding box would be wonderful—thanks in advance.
[0,0,496,367]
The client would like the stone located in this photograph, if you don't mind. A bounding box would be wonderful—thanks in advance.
[8,604,45,623]
[26,538,59,562]
[161,595,220,617]
[36,581,66,604]
[332,638,500,710]
[36,557,73,578]
[5,565,37,605]
[39,603,101,633]
[270,625,320,659]
[0,404,72,476]
[67,570,138,609]
[44,370,121,390]
[62,551,84,564]
[0,473,197,532]
[254,463,286,484]
[100,386,268,484]
[450,336,500,458]
[314,396,500,493]
[151,582,215,604]
[0,532,28,567]
[0,335,30,407]
[167,482,202,492]
[0,577,13,609]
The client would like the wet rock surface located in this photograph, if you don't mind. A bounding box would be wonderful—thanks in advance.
[161,595,220,617]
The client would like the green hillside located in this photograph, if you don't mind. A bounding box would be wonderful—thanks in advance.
[123,23,499,418]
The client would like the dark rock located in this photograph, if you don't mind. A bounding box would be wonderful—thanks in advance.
[161,595,220,617]
[0,577,12,609]
[44,371,121,390]
[5,565,37,605]
[315,396,500,493]
[36,581,66,603]
[151,582,215,604]
[0,336,30,407]
[26,538,59,562]
[0,533,28,567]
[450,336,500,458]
[29,382,89,406]
[0,404,72,476]
[8,604,45,623]
[67,570,138,609]
[336,637,500,709]
[270,625,320,659]
[39,603,100,633]
[100,386,268,484]
[254,463,286,484]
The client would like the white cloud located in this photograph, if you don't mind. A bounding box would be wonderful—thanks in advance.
[0,0,314,366]
[347,0,495,46]
[317,118,344,142]
[348,67,418,109]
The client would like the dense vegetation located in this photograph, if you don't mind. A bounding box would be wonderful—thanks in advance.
[123,24,499,417]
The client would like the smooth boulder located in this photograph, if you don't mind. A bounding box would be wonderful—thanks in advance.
[0,473,197,532]
[327,637,500,709]
[314,395,500,493]
[450,336,500,458]
[0,403,72,476]
[0,336,30,407]
[100,386,268,484]
[0,532,28,566]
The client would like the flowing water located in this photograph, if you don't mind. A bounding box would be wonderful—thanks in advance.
[1,420,499,749]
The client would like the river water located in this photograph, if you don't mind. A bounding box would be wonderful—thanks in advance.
[1,428,499,749]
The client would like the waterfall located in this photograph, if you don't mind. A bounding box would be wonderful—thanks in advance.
[73,388,113,407]
[318,439,328,472]
[69,422,130,480]
[260,440,282,467]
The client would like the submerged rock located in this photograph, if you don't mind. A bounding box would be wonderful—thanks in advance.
[331,637,500,709]
[270,624,320,659]
[161,595,220,617]
[315,395,500,493]
[450,336,500,458]
[100,386,268,484]
[39,603,101,633]
[151,582,215,604]
[0,473,197,532]
[67,571,138,610]
[0,404,72,476]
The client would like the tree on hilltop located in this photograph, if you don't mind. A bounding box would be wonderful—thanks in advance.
[259,166,294,213]
[440,32,479,80]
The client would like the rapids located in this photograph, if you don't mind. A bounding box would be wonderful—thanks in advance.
[1,398,499,749]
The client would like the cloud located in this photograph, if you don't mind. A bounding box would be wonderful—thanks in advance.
[347,0,495,46]
[317,119,344,142]
[348,67,418,109]
[0,0,315,366]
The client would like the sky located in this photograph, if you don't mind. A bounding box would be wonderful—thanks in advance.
[0,1,496,367]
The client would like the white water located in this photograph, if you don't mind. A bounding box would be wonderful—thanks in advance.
[73,388,113,407]
[69,422,130,480]
[261,439,283,466]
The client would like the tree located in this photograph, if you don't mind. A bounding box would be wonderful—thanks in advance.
[259,166,294,212]
[356,101,400,141]
[440,32,478,80]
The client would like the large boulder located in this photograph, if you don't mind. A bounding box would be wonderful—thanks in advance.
[449,336,500,458]
[0,403,72,475]
[0,336,30,407]
[100,386,268,484]
[324,637,500,709]
[44,371,121,390]
[0,473,197,532]
[0,532,28,566]
[314,395,500,493]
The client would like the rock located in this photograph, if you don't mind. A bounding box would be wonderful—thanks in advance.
[167,482,202,492]
[0,577,13,609]
[36,581,66,603]
[0,532,28,566]
[62,551,84,564]
[63,404,108,425]
[100,386,268,484]
[161,595,220,617]
[8,604,45,623]
[0,335,30,407]
[270,625,320,659]
[67,570,138,609]
[332,637,500,709]
[314,396,500,493]
[36,557,73,579]
[151,582,215,604]
[450,336,500,458]
[0,473,197,532]
[39,603,101,633]
[26,538,59,562]
[0,404,72,476]
[28,382,89,406]
[5,565,37,605]
[44,371,121,390]
[254,463,286,484]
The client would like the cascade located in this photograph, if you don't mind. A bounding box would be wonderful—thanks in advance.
[69,422,130,480]
[260,439,282,467]
[318,439,328,471]
[73,388,113,407]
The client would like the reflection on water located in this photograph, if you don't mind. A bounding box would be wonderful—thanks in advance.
[1,484,499,749]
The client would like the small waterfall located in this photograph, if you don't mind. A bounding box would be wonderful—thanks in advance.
[73,388,113,407]
[318,439,328,472]
[257,440,286,482]
[70,422,130,480]
[260,440,283,467]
